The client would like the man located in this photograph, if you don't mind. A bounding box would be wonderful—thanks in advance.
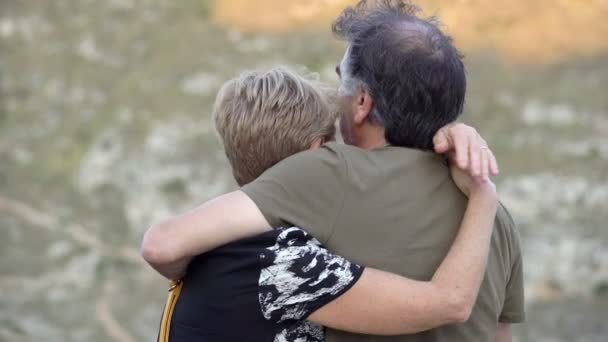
[151,67,498,341]
[145,1,524,341]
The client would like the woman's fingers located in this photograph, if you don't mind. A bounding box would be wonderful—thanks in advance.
[438,123,500,180]
[480,147,489,182]
[468,134,481,177]
[488,149,499,176]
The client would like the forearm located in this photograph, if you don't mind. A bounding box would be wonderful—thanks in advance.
[308,268,464,334]
[494,323,513,342]
[431,188,498,318]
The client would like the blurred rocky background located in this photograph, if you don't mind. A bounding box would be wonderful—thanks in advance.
[0,0,607,341]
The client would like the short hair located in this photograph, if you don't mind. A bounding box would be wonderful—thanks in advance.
[333,0,466,150]
[213,67,337,186]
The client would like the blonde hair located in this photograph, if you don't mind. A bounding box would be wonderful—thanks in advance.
[213,66,337,186]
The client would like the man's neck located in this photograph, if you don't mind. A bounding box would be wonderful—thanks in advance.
[353,125,387,150]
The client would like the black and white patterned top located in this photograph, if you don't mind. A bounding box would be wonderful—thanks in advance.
[168,227,364,342]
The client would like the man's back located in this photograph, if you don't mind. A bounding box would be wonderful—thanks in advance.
[243,142,524,342]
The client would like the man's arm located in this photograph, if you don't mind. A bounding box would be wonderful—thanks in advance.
[143,173,498,335]
[141,123,498,279]
[141,191,271,279]
[494,323,513,342]
[306,179,497,334]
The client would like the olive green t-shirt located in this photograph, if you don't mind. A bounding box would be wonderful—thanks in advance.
[242,142,525,342]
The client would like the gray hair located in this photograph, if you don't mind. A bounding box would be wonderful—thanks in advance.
[332,0,466,150]
[338,46,385,124]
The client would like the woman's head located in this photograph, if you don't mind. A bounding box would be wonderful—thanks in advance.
[213,66,337,186]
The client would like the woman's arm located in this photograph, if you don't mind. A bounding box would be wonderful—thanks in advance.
[141,123,497,280]
[307,171,497,335]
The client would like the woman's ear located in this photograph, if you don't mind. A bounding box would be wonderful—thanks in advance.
[353,89,374,125]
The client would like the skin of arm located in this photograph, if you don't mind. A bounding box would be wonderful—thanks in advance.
[142,181,497,334]
[141,123,499,333]
[494,323,513,342]
[307,180,497,334]
[141,191,271,280]
[142,123,496,279]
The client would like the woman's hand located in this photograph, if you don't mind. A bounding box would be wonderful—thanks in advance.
[449,163,496,199]
[433,123,499,183]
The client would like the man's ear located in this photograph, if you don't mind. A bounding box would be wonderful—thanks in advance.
[353,88,374,125]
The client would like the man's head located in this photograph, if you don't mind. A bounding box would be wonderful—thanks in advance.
[213,67,337,186]
[333,0,466,150]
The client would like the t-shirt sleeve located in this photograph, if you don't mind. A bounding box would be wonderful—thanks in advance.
[498,204,526,323]
[258,227,364,326]
[241,144,347,244]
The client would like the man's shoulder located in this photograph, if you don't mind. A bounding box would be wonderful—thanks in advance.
[495,202,518,236]
[270,142,347,170]
[494,202,523,259]
[249,142,352,186]
[276,143,439,168]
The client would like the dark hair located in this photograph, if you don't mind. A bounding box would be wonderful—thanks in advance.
[333,0,466,150]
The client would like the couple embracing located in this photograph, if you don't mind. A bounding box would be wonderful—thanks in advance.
[142,1,525,341]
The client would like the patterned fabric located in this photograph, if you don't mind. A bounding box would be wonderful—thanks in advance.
[273,322,325,342]
[259,227,363,342]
